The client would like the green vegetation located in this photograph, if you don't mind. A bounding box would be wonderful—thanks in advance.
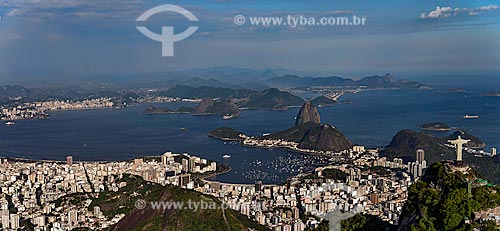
[91,174,270,231]
[322,168,348,181]
[399,162,500,231]
[341,214,396,231]
[55,193,89,208]
[89,174,164,218]
[362,166,394,177]
[307,220,329,231]
[208,127,245,141]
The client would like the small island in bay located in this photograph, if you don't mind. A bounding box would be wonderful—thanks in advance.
[144,105,181,115]
[143,98,240,119]
[418,122,451,131]
[207,127,246,141]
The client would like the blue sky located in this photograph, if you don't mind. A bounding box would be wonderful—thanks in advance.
[0,0,499,82]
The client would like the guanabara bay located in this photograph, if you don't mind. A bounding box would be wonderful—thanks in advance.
[0,0,499,231]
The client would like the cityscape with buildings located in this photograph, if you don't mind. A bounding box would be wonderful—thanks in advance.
[0,145,436,231]
[0,96,202,122]
[0,99,115,121]
[1,0,499,230]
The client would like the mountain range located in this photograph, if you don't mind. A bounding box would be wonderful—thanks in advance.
[1,66,431,94]
[266,73,430,89]
[143,87,306,119]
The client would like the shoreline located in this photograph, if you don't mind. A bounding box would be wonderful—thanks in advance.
[418,126,452,132]
[209,134,348,158]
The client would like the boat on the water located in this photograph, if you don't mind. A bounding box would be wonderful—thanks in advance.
[463,115,479,119]
[223,155,231,159]
[5,121,15,125]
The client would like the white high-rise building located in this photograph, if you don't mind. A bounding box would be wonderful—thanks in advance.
[416,149,425,163]
[353,146,365,153]
[491,148,497,156]
[162,152,172,166]
[33,216,46,227]
[68,210,78,228]
[1,214,9,229]
[93,206,101,217]
[10,214,19,230]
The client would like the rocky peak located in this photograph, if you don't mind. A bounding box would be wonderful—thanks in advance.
[295,101,321,126]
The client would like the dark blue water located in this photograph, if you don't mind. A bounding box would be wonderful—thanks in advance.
[0,89,499,183]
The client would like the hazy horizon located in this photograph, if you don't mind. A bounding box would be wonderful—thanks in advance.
[1,0,499,85]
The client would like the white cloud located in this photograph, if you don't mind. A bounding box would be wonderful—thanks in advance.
[420,5,499,19]
[478,5,500,11]
[0,0,149,22]
[420,6,453,19]
[7,9,23,17]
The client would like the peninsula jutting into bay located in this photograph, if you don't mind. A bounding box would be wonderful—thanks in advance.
[209,101,353,154]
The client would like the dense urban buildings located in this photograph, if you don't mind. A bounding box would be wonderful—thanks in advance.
[0,146,429,230]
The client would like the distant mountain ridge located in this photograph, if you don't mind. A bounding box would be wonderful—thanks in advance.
[267,73,430,89]
[158,85,305,110]
[1,66,431,91]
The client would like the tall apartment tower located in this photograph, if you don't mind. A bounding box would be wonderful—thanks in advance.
[66,155,73,166]
[416,149,425,163]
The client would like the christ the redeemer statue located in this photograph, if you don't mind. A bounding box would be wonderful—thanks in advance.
[448,135,470,162]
